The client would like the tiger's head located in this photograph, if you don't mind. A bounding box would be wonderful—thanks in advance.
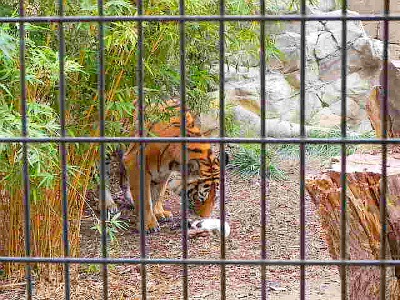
[169,143,228,218]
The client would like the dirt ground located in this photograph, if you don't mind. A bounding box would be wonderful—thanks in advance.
[0,157,341,299]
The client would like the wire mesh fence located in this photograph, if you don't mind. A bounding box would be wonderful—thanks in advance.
[0,0,394,299]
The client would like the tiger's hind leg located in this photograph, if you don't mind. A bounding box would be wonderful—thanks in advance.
[123,147,160,234]
[152,179,173,223]
[135,175,159,233]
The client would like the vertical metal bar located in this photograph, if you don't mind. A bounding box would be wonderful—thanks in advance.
[97,0,108,299]
[19,1,32,298]
[340,2,348,300]
[57,0,70,298]
[259,0,267,299]
[137,0,147,298]
[218,0,226,298]
[299,0,306,299]
[380,1,389,299]
[179,0,188,298]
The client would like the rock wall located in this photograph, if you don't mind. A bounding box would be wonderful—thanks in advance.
[201,7,384,138]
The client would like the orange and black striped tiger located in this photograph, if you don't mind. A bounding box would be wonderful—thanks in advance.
[108,103,225,233]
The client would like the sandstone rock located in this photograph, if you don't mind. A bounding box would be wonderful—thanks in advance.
[313,31,340,62]
[329,98,360,121]
[232,106,260,137]
[223,65,259,83]
[319,73,371,107]
[264,72,293,102]
[199,108,219,135]
[372,60,400,137]
[231,106,330,138]
[303,10,383,81]
[389,44,400,61]
[350,37,382,77]
[358,118,373,133]
[202,8,386,136]
[310,107,342,128]
[320,80,341,106]
[223,71,293,118]
[226,50,260,68]
[288,92,324,124]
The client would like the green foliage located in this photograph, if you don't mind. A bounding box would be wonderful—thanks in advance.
[0,0,279,139]
[0,103,83,202]
[84,264,101,274]
[228,128,376,179]
[0,265,4,278]
[225,104,241,137]
[278,128,376,159]
[229,144,287,181]
[0,104,57,189]
[288,0,321,11]
[0,0,279,164]
[91,212,129,243]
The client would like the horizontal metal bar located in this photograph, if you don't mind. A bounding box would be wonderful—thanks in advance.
[0,136,399,144]
[2,257,400,266]
[1,14,400,23]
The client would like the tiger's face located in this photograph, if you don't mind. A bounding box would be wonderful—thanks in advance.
[169,148,226,218]
[188,153,220,217]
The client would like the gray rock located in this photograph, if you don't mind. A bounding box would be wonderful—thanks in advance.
[329,98,360,121]
[358,118,373,133]
[319,0,336,12]
[288,92,324,124]
[232,106,321,138]
[275,32,301,73]
[201,9,384,136]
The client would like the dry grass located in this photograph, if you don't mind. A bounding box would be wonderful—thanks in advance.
[0,143,100,280]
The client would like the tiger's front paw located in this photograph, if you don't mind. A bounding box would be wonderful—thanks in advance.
[146,222,160,234]
[155,210,173,223]
[103,189,119,216]
[139,214,160,234]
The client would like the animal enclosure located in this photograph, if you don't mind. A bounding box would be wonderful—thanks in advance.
[0,0,398,299]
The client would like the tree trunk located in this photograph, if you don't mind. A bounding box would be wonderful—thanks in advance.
[306,153,400,299]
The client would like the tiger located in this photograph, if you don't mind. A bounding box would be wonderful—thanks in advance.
[105,103,226,233]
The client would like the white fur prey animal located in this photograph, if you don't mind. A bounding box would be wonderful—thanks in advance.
[188,218,231,238]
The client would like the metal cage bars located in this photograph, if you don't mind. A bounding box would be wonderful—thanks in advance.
[57,0,71,299]
[18,1,32,299]
[0,0,392,300]
[2,14,400,22]
[259,0,267,298]
[299,1,306,299]
[340,3,348,300]
[380,1,390,299]
[179,0,189,297]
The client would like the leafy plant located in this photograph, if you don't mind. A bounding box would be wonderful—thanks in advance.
[228,144,287,181]
[91,212,129,243]
[225,104,241,137]
[84,264,101,274]
[278,128,376,159]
